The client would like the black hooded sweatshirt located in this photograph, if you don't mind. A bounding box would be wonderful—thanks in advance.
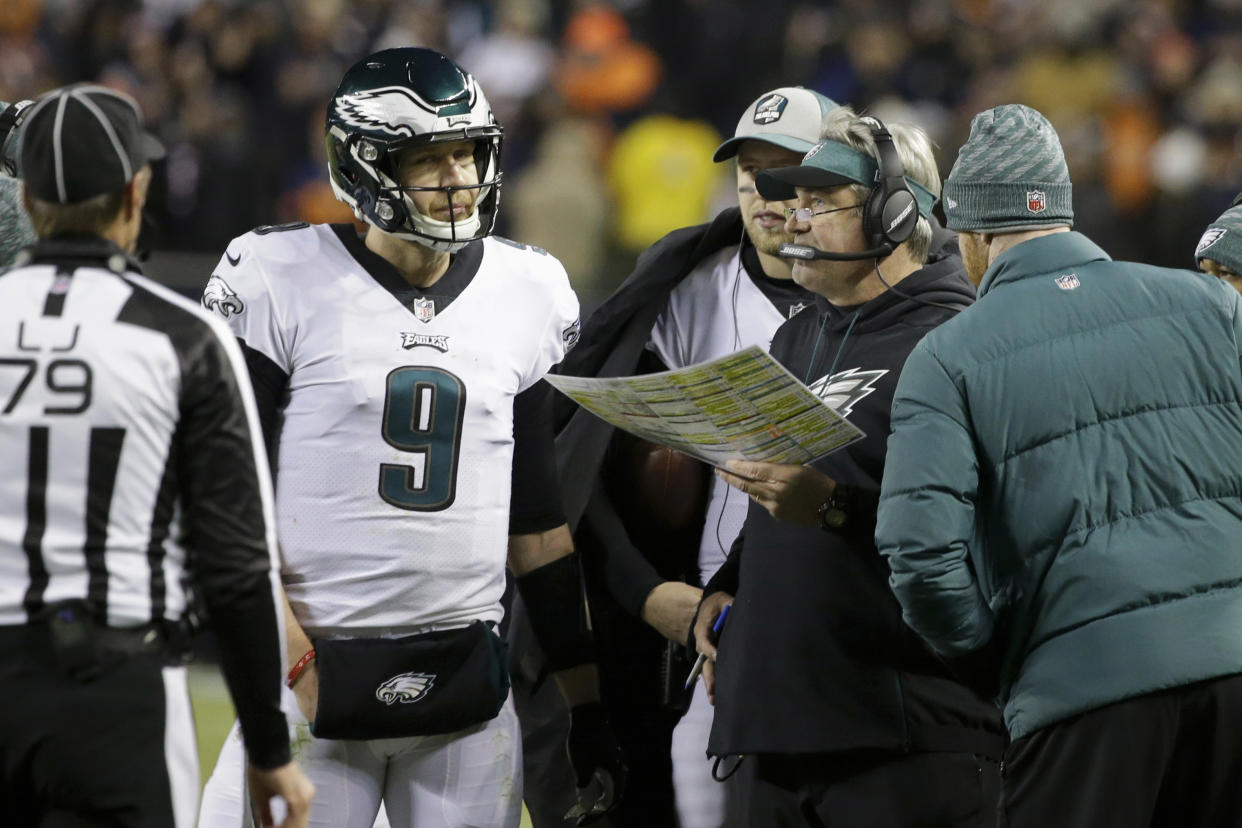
[704,237,1007,757]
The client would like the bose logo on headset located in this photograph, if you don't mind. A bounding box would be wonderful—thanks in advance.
[886,199,915,235]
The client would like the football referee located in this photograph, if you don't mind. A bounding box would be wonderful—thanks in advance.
[0,84,312,827]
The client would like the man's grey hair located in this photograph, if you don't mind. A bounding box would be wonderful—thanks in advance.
[819,106,940,263]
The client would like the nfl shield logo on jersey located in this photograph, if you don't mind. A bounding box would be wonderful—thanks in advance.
[1027,191,1046,213]
[1055,273,1081,290]
[413,297,435,323]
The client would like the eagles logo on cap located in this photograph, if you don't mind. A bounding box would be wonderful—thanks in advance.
[803,141,826,162]
[753,93,788,125]
[1196,227,1227,256]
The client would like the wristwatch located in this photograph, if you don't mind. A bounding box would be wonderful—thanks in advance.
[817,486,852,530]
[817,484,881,531]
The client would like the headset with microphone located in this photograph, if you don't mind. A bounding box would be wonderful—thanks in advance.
[774,116,920,262]
[764,116,965,314]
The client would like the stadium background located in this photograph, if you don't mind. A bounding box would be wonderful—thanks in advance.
[4,0,1242,806]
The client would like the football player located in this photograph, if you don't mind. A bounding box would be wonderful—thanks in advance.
[196,47,622,828]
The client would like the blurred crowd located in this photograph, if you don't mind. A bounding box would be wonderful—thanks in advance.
[4,0,1242,306]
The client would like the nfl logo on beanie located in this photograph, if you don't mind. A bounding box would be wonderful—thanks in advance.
[942,104,1073,232]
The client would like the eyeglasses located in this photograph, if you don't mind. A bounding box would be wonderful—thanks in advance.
[783,203,864,222]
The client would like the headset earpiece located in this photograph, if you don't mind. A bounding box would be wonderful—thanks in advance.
[859,117,918,252]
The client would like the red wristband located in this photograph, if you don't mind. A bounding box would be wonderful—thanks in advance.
[286,648,315,688]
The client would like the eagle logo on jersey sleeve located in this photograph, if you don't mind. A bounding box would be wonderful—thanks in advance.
[376,671,436,705]
[203,274,245,319]
[562,318,581,352]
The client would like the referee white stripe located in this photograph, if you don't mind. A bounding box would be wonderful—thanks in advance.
[52,92,69,203]
[72,87,133,184]
[162,665,199,828]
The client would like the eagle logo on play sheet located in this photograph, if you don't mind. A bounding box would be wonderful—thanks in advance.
[376,671,435,705]
[753,93,788,125]
[807,368,888,417]
[203,275,245,319]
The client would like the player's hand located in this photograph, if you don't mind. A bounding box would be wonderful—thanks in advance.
[291,661,318,724]
[716,460,835,528]
[247,761,314,827]
[641,581,703,643]
[692,591,733,705]
[564,702,627,826]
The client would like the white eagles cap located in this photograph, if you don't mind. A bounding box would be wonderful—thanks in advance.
[712,86,839,162]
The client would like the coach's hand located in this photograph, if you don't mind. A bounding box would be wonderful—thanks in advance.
[692,590,733,705]
[247,760,314,827]
[716,459,835,528]
[642,581,703,643]
[564,702,627,826]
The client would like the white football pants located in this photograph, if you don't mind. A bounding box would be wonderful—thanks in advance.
[198,684,522,828]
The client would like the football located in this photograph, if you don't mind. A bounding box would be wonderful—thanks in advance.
[606,433,709,544]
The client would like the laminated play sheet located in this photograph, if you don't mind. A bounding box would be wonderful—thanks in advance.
[546,345,864,468]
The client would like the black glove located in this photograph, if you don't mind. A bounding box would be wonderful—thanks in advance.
[564,701,627,826]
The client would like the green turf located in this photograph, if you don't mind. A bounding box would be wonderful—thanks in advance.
[188,663,236,786]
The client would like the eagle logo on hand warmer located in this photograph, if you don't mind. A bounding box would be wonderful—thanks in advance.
[375,671,436,705]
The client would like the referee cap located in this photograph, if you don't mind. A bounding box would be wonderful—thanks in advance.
[18,84,164,205]
[712,86,837,162]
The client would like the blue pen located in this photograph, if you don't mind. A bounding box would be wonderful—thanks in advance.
[685,604,731,690]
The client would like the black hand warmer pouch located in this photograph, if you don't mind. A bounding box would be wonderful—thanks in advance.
[311,620,510,740]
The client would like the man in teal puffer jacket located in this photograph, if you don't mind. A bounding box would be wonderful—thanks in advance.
[876,103,1242,828]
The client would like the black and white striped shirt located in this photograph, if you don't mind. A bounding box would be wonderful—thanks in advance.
[0,236,289,768]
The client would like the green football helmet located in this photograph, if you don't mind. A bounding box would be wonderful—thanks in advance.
[326,48,503,252]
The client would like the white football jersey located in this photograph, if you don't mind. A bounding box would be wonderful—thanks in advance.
[648,245,810,582]
[204,224,579,636]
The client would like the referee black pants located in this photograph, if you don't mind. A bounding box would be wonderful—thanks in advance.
[0,626,197,827]
[1002,673,1242,828]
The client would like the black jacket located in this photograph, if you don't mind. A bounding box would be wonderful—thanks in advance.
[554,208,747,616]
[704,234,1007,756]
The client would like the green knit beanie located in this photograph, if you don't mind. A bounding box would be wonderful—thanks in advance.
[0,177,35,267]
[1195,204,1242,273]
[943,104,1073,232]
